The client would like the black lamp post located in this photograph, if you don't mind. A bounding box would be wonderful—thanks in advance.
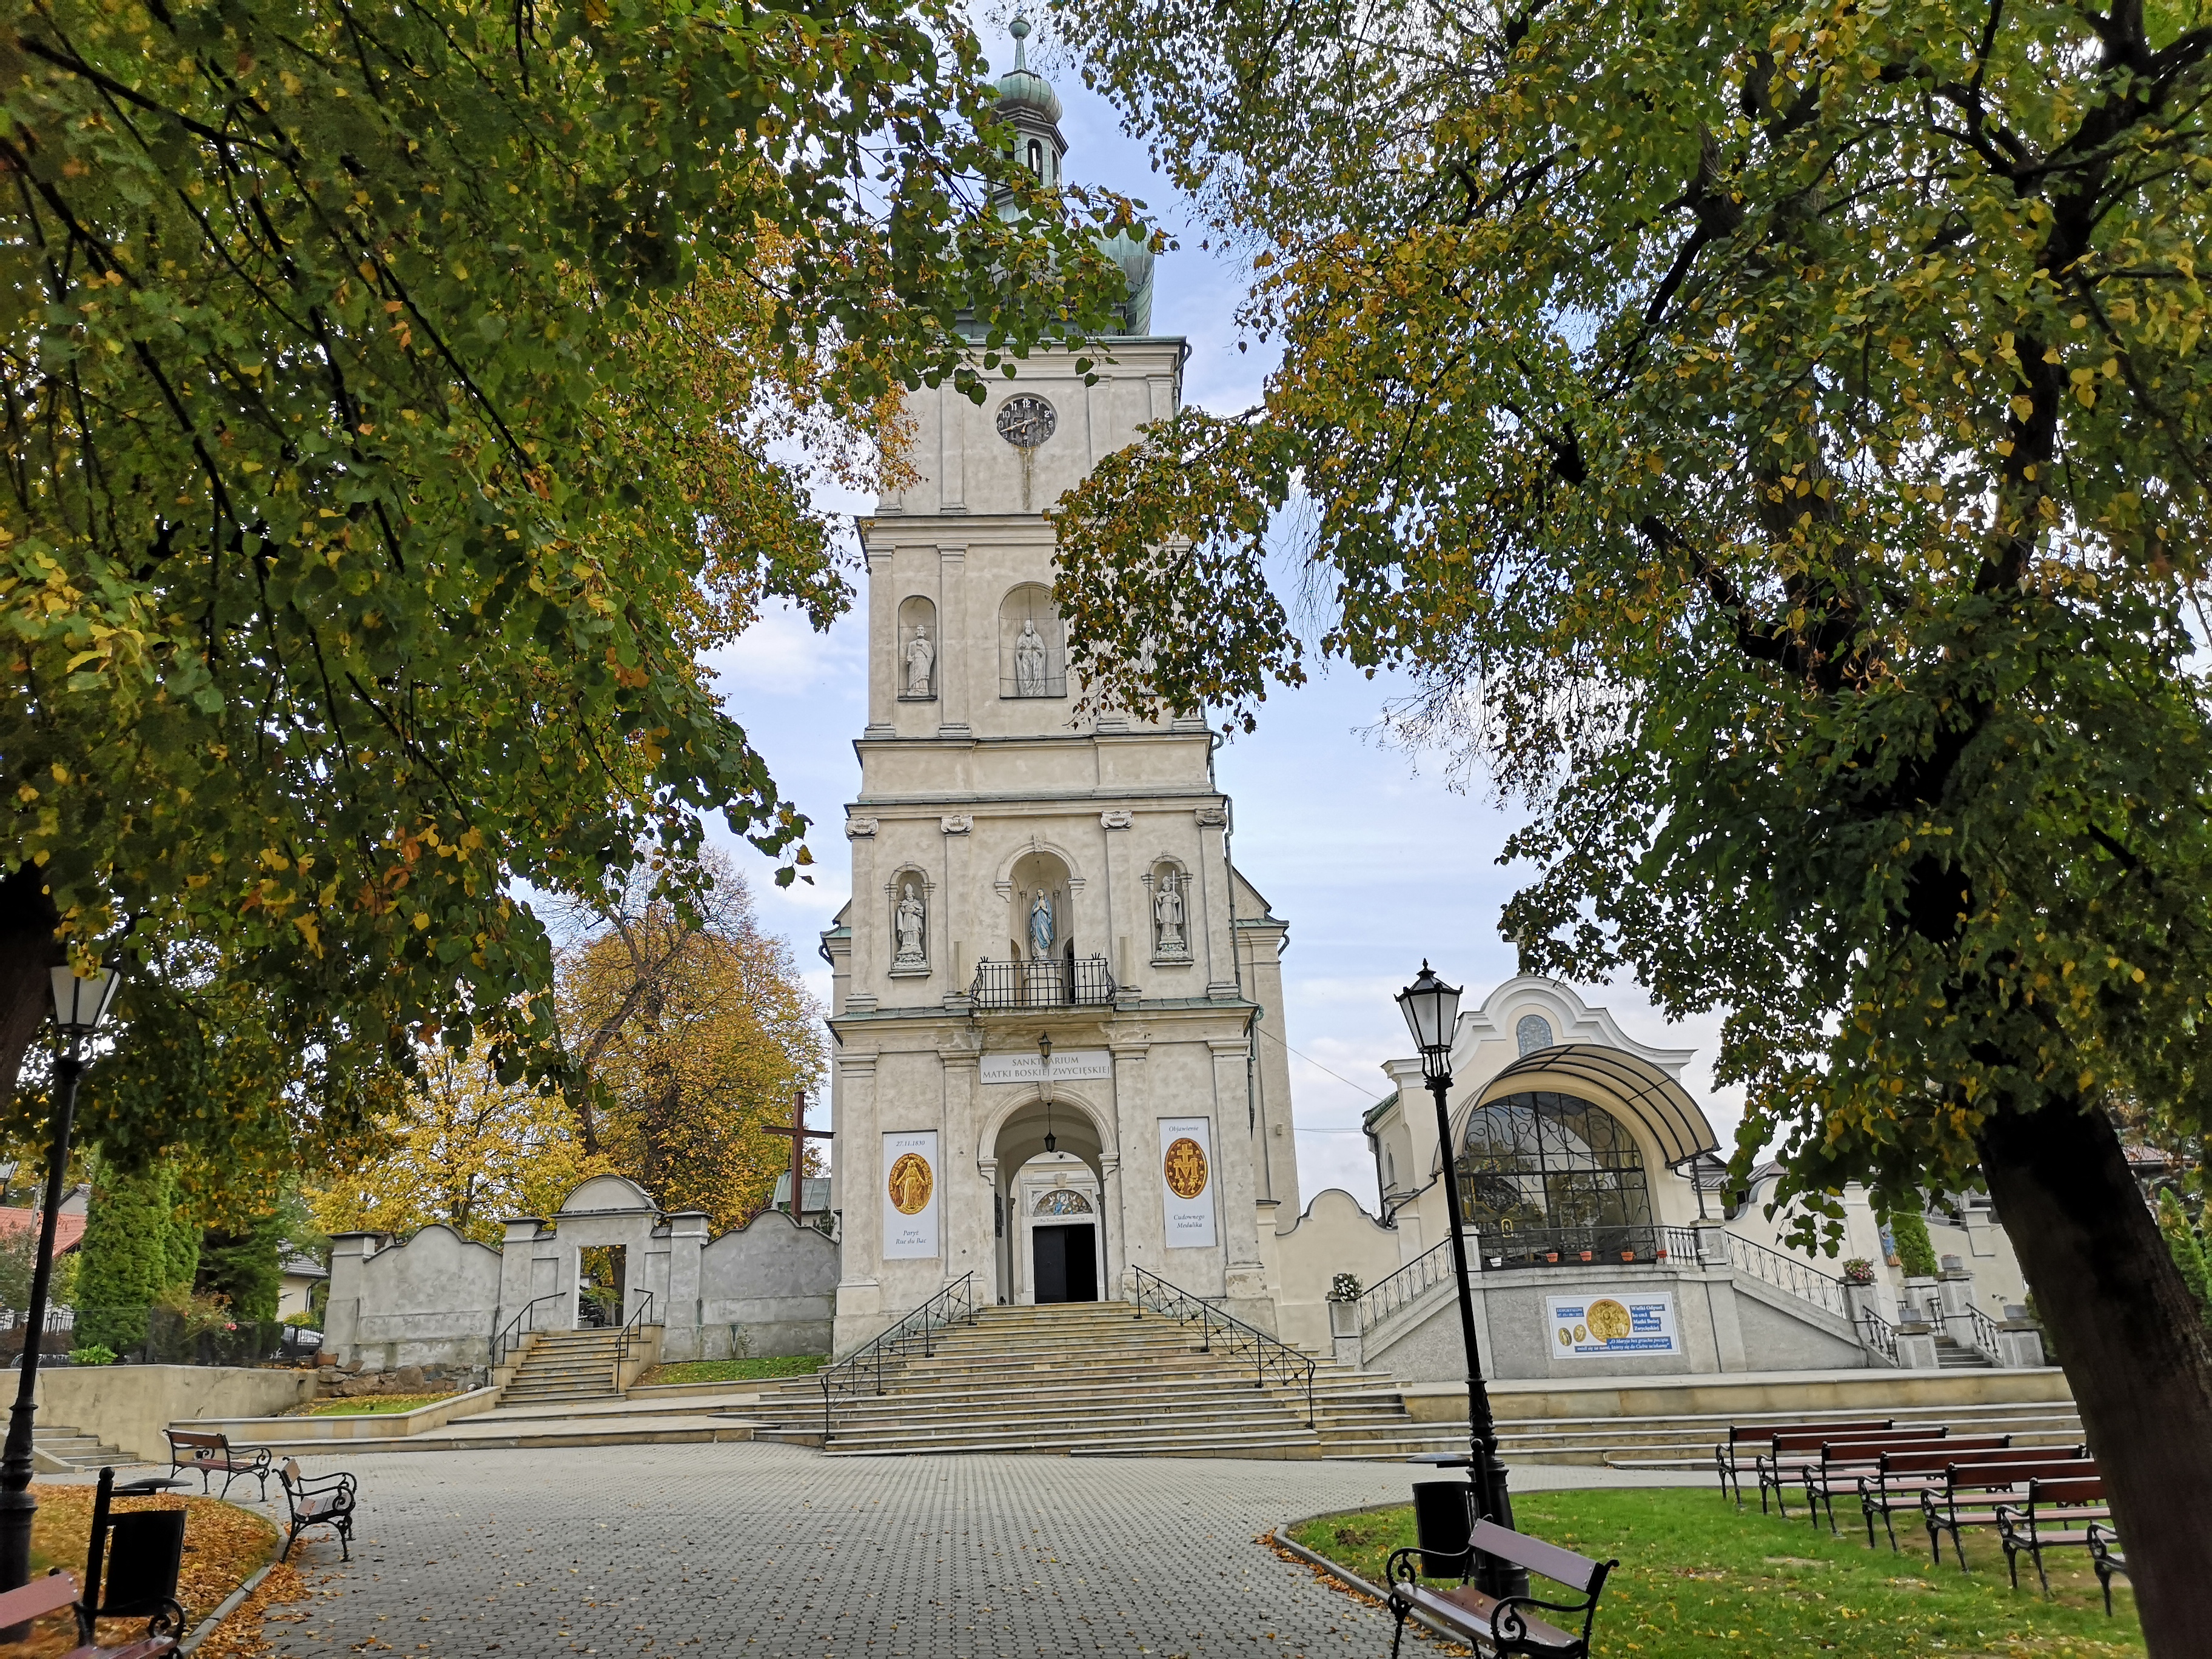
[1037,1033,1056,1153]
[1396,961,1524,1599]
[0,964,121,1622]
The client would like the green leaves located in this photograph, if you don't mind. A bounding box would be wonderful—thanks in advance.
[0,0,1134,1153]
[1050,0,2212,1230]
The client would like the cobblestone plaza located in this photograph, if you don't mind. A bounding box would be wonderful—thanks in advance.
[258,1443,1681,1657]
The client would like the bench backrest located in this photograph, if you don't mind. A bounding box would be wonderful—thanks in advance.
[1729,1418,1889,1446]
[168,1429,227,1451]
[1771,1428,1946,1455]
[1880,1443,2090,1477]
[2025,1475,2104,1508]
[1822,1432,2006,1467]
[1468,1520,1610,1596]
[1947,1459,2098,1495]
[0,1570,80,1629]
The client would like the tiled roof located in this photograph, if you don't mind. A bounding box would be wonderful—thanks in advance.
[0,1207,86,1253]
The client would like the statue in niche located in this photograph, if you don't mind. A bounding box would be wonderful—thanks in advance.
[1014,619,1048,695]
[894,881,927,967]
[1153,870,1186,956]
[1028,888,1055,959]
[903,623,934,697]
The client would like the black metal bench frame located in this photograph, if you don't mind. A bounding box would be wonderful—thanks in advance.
[278,1460,359,1563]
[1384,1519,1615,1659]
[1920,1459,2097,1571]
[1996,1475,2110,1595]
[2086,1520,2127,1615]
[165,1428,272,1503]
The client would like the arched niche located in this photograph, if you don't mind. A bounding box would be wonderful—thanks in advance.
[888,866,931,977]
[1008,848,1073,970]
[1145,858,1191,962]
[999,583,1065,699]
[897,595,937,700]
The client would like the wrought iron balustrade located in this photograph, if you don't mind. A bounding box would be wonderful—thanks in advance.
[1469,1223,1674,1270]
[1857,1306,1900,1365]
[1125,1266,1315,1427]
[820,1272,981,1444]
[1720,1235,1850,1319]
[1961,1302,2006,1362]
[970,956,1116,1010]
[1355,1239,1456,1335]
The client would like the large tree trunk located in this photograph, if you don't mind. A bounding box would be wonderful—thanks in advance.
[1978,1095,2212,1652]
[0,865,62,1101]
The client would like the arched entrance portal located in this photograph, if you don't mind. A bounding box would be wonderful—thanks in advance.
[985,1093,1114,1305]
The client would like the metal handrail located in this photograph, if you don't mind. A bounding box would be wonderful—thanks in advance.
[1125,1265,1316,1428]
[1722,1235,1850,1319]
[490,1293,560,1373]
[1356,1240,1455,1335]
[1857,1306,1900,1366]
[612,1289,657,1388]
[820,1272,981,1444]
[1962,1302,2006,1362]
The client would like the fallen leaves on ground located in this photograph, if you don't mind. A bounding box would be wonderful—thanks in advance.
[10,1481,277,1656]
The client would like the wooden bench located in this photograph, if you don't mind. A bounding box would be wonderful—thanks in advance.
[1384,1518,1615,1658]
[1920,1458,2097,1570]
[1759,1429,1949,1517]
[2086,1520,2127,1614]
[1715,1419,1891,1506]
[278,1459,358,1563]
[1997,1474,2110,1594]
[1796,1433,2011,1535]
[1857,1443,2083,1551]
[166,1428,272,1502]
[0,1568,177,1657]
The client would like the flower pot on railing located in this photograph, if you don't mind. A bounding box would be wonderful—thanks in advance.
[1619,1249,1636,1262]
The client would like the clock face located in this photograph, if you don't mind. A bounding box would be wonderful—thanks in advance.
[996,395,1057,449]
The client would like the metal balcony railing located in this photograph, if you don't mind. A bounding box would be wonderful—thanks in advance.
[970,956,1116,1009]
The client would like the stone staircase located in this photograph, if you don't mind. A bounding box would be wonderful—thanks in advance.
[1932,1333,1994,1370]
[495,1329,627,1407]
[741,1302,1458,1460]
[35,1422,130,1472]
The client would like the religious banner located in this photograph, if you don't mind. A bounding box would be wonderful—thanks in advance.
[979,1048,1112,1086]
[882,1131,940,1258]
[1158,1118,1216,1249]
[1544,1291,1679,1359]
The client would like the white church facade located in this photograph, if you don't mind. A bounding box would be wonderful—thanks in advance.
[819,23,1297,1352]
[317,31,2057,1403]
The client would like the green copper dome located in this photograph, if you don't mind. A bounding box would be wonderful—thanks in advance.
[994,18,1064,124]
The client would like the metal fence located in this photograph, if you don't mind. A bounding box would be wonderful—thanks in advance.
[4,1306,318,1367]
[969,956,1117,1009]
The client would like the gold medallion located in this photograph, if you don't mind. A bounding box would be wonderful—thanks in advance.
[887,1151,934,1216]
[1163,1136,1209,1200]
[1586,1299,1633,1342]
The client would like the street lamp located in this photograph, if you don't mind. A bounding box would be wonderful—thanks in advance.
[1037,1033,1056,1153]
[1396,962,1524,1599]
[0,964,121,1616]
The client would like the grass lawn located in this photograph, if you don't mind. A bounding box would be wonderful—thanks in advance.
[640,1355,826,1386]
[286,1390,457,1416]
[1287,1487,2143,1657]
[16,1480,284,1658]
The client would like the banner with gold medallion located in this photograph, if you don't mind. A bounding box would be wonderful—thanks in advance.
[1158,1118,1216,1249]
[882,1130,939,1258]
[1545,1291,1678,1358]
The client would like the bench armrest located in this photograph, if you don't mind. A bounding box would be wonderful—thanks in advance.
[1489,1590,1597,1647]
[1384,1543,1474,1586]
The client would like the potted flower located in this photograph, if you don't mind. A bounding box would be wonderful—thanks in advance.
[1842,1258,1877,1286]
[1619,1248,1637,1262]
[1544,1250,1560,1263]
[1326,1273,1362,1338]
[1578,1250,1594,1262]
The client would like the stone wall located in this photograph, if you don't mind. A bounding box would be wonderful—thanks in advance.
[325,1223,502,1379]
[34,1364,317,1464]
[679,1213,837,1361]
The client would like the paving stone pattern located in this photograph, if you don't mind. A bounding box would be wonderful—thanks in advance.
[255,1443,1679,1657]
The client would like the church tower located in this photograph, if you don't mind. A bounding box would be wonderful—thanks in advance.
[823,25,1300,1350]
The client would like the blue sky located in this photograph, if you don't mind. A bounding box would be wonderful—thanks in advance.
[703,31,1744,1205]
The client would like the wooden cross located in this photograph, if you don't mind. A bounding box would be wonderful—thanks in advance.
[765,1088,833,1218]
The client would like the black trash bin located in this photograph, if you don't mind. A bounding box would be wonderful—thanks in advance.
[1411,1480,1474,1578]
